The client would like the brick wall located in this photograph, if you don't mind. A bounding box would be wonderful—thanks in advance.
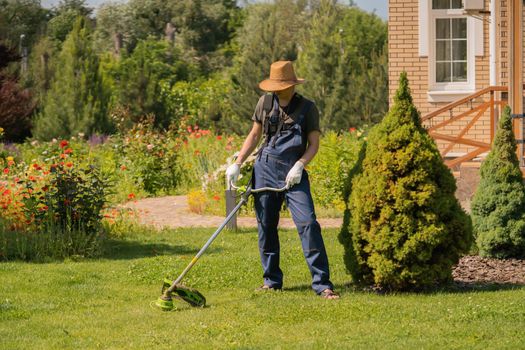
[388,0,494,155]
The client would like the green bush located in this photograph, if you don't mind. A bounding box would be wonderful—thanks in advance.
[341,72,472,290]
[308,129,366,216]
[471,106,525,258]
[118,119,179,195]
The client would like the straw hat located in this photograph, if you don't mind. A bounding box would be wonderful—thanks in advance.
[259,61,305,92]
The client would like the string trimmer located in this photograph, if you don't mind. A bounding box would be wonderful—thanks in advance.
[154,180,287,311]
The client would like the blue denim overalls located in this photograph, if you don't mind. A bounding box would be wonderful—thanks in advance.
[252,94,334,294]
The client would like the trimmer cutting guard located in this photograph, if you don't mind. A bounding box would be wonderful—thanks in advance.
[162,278,206,307]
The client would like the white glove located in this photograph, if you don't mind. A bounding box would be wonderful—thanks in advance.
[285,161,304,189]
[226,163,241,186]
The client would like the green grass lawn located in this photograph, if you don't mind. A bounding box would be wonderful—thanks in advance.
[1,227,524,349]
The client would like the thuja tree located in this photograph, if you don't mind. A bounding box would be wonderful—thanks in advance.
[33,16,112,140]
[341,72,472,290]
[471,106,525,258]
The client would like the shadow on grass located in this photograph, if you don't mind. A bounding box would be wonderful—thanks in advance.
[283,283,348,293]
[339,281,525,295]
[102,239,222,260]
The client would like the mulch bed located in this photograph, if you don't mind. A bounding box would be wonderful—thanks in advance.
[452,255,525,285]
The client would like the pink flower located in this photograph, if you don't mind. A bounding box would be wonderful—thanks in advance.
[146,144,154,150]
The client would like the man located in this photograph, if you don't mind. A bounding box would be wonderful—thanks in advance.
[226,61,338,299]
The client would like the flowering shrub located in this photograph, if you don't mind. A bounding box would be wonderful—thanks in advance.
[118,118,179,195]
[0,140,108,261]
[175,122,243,193]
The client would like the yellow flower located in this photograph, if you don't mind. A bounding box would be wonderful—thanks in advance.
[6,156,14,162]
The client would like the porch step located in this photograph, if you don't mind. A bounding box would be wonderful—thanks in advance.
[454,162,482,213]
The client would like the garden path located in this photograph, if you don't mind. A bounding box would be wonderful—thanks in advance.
[125,195,343,229]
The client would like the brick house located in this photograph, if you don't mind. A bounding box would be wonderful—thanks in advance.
[389,0,524,171]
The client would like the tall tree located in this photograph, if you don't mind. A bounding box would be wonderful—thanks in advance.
[46,0,93,44]
[230,0,308,121]
[0,42,34,141]
[296,1,388,130]
[103,38,193,128]
[471,106,525,258]
[0,0,47,49]
[33,17,112,140]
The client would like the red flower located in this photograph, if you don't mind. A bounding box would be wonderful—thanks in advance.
[3,168,8,174]
[187,126,192,133]
[29,176,36,182]
[194,132,201,139]
[349,127,357,133]
[120,165,127,171]
[213,195,220,201]
[60,140,69,149]
[64,148,73,154]
[216,135,222,140]
[65,162,73,168]
[128,193,136,199]
[194,150,201,156]
[59,154,67,159]
[32,164,42,170]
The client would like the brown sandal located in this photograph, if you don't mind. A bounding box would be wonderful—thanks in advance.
[255,285,282,292]
[319,289,340,299]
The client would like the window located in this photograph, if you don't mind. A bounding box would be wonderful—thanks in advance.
[435,18,467,83]
[427,0,476,101]
[432,0,462,9]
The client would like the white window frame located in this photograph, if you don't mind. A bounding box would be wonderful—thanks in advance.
[429,9,475,94]
[419,0,484,102]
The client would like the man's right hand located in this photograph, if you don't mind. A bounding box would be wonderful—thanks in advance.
[226,163,241,185]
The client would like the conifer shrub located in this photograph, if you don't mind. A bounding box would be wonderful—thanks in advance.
[471,106,525,258]
[340,72,473,290]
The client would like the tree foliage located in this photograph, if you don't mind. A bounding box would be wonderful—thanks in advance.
[102,38,194,128]
[230,0,307,121]
[340,73,472,290]
[0,0,47,49]
[46,0,93,44]
[471,106,525,258]
[0,42,34,141]
[33,17,112,140]
[297,1,388,130]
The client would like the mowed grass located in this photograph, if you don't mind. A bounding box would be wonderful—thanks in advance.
[1,227,524,349]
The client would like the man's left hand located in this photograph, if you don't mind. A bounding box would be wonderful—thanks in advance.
[285,161,304,189]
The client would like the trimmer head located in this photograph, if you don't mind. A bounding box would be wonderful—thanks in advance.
[155,295,175,311]
[160,278,206,308]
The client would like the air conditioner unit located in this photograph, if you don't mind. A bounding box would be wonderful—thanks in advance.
[463,0,484,10]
